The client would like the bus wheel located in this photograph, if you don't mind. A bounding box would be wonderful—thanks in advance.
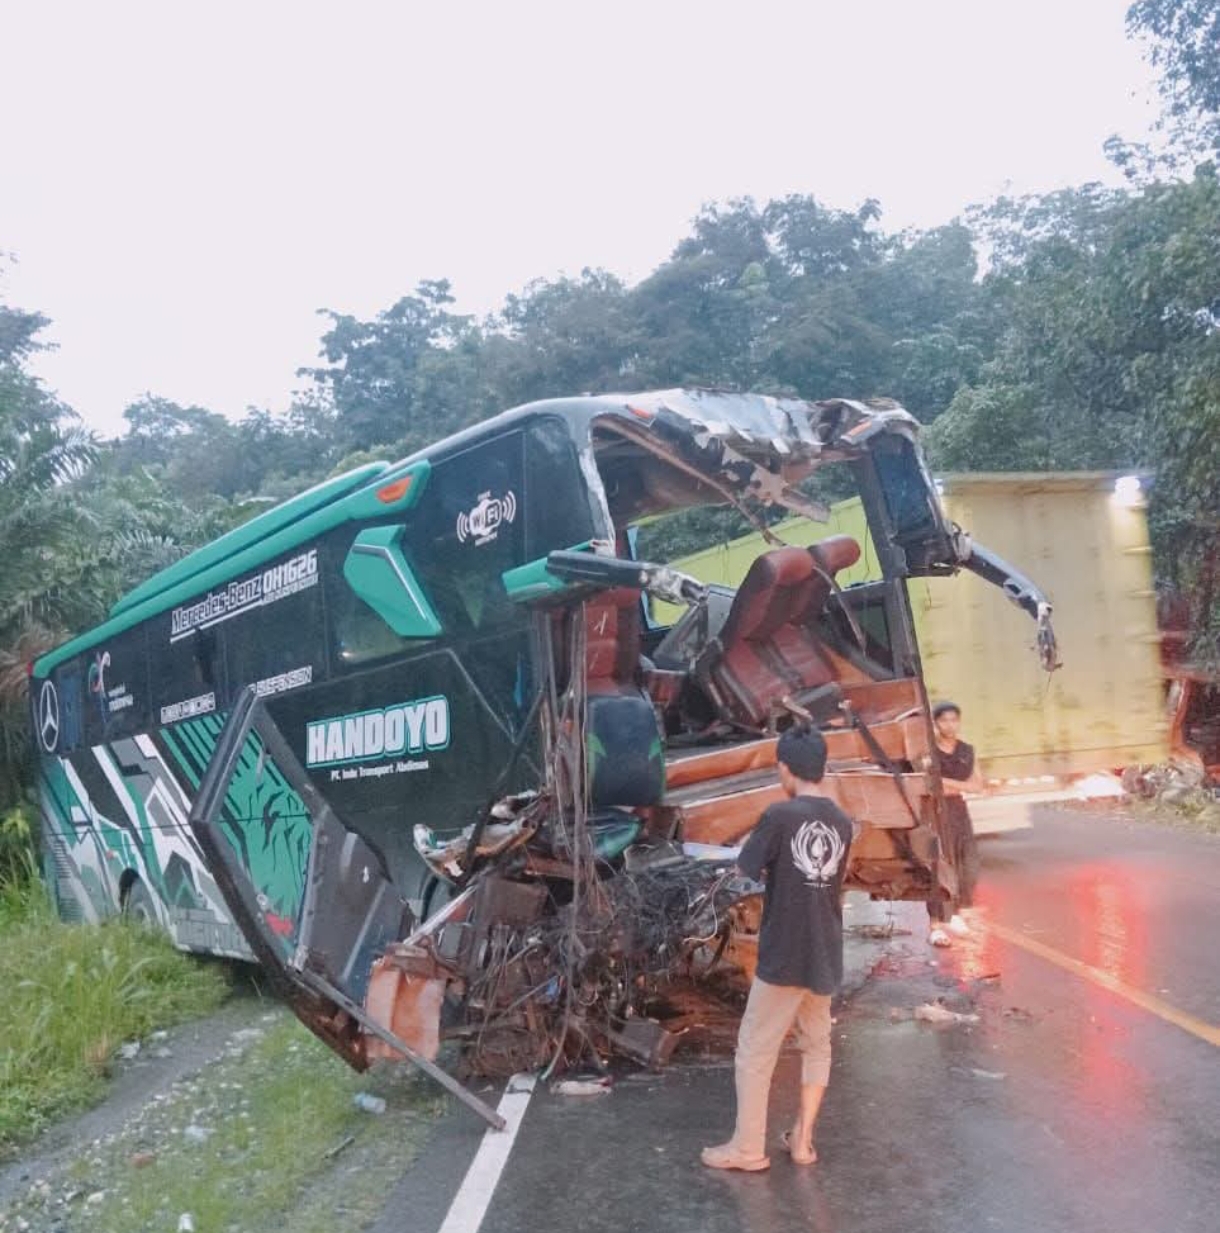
[122,876,158,928]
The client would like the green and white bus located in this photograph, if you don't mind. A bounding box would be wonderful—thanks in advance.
[32,388,1056,969]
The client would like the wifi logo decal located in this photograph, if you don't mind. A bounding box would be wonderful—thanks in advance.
[456,490,517,546]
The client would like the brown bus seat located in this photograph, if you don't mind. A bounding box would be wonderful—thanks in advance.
[573,587,666,807]
[698,547,825,728]
[770,536,863,684]
[700,542,870,730]
[584,586,643,691]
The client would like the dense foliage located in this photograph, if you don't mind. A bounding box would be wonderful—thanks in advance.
[0,2,1216,831]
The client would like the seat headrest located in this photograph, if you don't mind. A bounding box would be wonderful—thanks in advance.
[810,535,862,576]
[720,548,814,646]
[758,547,817,588]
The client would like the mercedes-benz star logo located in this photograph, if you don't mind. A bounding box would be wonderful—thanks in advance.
[38,680,60,753]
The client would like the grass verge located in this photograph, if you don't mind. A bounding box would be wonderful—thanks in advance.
[11,1015,439,1232]
[0,873,230,1149]
[1118,795,1220,836]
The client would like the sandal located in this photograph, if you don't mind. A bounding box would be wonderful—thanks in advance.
[780,1130,818,1165]
[701,1143,771,1172]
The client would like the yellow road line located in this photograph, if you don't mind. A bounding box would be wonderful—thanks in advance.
[985,920,1220,1049]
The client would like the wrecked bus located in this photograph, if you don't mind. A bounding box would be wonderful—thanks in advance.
[32,390,1057,1112]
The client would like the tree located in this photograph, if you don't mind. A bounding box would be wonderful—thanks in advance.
[1127,0,1220,152]
[929,169,1220,663]
[492,269,632,406]
[304,279,474,452]
[0,307,96,804]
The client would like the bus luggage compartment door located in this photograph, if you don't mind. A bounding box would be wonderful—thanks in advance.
[187,686,408,1069]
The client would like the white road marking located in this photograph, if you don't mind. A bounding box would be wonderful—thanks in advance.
[436,1073,537,1233]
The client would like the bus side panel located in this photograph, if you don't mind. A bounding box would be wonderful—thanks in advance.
[37,735,255,959]
[38,752,113,924]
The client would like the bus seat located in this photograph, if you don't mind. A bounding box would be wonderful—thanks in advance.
[587,692,665,806]
[772,536,863,684]
[584,587,643,691]
[582,587,666,806]
[698,547,817,728]
[805,536,863,616]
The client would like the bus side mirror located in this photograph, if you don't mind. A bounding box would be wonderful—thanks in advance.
[343,527,442,638]
[501,542,603,604]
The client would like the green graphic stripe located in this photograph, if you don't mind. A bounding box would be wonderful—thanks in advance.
[178,719,218,774]
[159,729,201,790]
[39,761,85,842]
[97,746,167,899]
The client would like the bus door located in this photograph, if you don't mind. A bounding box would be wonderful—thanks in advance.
[189,686,407,1061]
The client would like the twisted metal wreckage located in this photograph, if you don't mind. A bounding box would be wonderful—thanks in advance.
[187,391,1059,1129]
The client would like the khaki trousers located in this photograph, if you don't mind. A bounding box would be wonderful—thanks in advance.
[730,977,832,1157]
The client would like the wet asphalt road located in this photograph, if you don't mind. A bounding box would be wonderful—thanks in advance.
[375,806,1220,1233]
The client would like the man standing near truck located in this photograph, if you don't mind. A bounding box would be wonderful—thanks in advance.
[926,700,986,946]
[702,726,855,1172]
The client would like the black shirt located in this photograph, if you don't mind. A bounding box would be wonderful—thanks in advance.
[936,740,975,782]
[737,794,855,995]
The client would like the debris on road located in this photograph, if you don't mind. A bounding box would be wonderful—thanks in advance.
[848,922,912,939]
[323,1134,357,1160]
[1122,758,1211,807]
[914,1002,980,1026]
[552,1077,613,1098]
[353,1093,387,1115]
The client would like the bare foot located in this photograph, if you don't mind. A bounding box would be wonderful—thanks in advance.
[781,1129,818,1165]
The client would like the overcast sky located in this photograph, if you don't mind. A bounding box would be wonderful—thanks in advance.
[1,0,1162,438]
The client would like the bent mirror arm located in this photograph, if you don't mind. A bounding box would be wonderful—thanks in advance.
[957,539,1061,672]
[544,549,706,607]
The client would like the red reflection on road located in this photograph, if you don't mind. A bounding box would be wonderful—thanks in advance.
[1066,863,1148,990]
[974,861,1152,1124]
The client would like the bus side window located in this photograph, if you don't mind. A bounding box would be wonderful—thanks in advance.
[80,627,151,747]
[148,625,228,727]
[52,666,84,753]
[405,431,527,636]
[524,417,596,558]
[323,532,425,670]
[223,551,327,698]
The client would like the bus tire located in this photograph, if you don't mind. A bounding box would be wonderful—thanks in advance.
[122,876,159,929]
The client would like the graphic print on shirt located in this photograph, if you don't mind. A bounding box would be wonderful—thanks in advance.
[790,818,847,886]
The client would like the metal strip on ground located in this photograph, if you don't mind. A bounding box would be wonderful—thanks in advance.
[986,919,1220,1049]
[436,1074,537,1233]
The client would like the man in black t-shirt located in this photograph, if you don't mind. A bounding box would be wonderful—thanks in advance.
[925,700,986,947]
[702,727,855,1172]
